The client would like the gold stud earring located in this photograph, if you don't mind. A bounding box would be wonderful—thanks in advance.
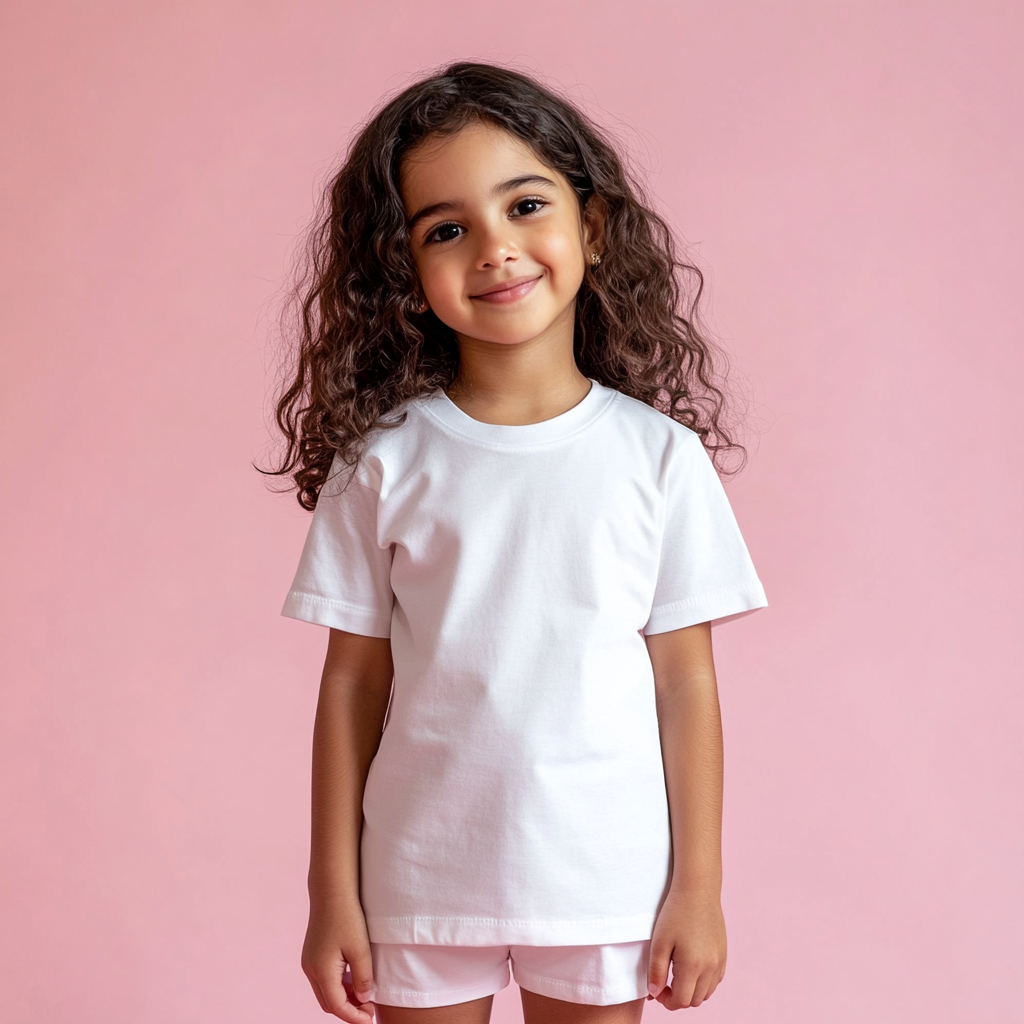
[590,252,602,266]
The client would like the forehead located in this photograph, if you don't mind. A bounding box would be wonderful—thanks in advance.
[399,121,565,211]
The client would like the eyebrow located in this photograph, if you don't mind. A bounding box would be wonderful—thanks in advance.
[407,174,559,232]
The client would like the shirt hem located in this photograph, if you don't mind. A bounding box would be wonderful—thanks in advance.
[365,913,656,946]
[281,590,392,638]
[642,579,768,635]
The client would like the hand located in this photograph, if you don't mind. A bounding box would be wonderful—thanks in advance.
[646,886,727,1010]
[301,897,377,1022]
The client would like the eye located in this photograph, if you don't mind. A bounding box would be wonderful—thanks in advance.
[511,196,548,217]
[425,222,464,244]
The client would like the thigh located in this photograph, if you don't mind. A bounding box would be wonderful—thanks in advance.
[375,994,494,1024]
[520,988,644,1024]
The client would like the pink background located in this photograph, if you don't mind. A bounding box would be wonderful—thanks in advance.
[2,2,1022,1022]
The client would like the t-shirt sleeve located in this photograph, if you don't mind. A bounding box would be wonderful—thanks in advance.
[642,431,768,635]
[280,459,395,638]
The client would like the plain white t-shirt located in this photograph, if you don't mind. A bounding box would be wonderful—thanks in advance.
[282,378,767,945]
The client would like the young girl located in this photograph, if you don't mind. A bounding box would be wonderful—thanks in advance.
[271,62,766,1024]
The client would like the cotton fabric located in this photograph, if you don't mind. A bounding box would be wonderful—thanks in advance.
[282,379,767,946]
[366,940,652,1008]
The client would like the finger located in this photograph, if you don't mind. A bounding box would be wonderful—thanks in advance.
[647,942,673,998]
[689,970,715,1007]
[342,967,377,1023]
[315,960,362,1021]
[345,948,377,1005]
[655,983,672,1008]
[347,998,376,1023]
[331,991,374,1024]
[665,968,697,1010]
[702,969,723,1002]
[338,1004,374,1023]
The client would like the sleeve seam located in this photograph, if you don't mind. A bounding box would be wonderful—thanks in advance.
[647,580,762,616]
[285,590,389,616]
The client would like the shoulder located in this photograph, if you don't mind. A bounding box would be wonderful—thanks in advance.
[339,388,444,492]
[378,387,442,426]
[601,386,706,459]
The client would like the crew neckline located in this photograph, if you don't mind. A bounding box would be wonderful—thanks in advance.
[422,378,616,446]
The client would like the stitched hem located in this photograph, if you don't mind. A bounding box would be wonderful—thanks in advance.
[372,976,509,1009]
[643,579,767,635]
[366,912,656,946]
[281,590,392,637]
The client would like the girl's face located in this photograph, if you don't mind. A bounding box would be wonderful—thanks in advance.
[400,121,601,350]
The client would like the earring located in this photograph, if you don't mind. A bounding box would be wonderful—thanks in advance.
[590,252,602,266]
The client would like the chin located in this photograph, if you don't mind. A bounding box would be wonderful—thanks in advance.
[468,334,538,348]
[472,315,563,343]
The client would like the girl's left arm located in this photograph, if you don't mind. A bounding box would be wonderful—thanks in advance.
[644,621,728,1011]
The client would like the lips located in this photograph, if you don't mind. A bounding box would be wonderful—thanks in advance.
[470,275,542,303]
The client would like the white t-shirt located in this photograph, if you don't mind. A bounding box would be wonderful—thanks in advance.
[282,378,767,946]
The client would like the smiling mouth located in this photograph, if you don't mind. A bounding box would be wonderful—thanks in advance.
[470,275,542,303]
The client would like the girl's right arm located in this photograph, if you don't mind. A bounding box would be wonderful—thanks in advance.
[301,627,394,1023]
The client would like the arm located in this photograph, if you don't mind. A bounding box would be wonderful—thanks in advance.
[301,627,394,1023]
[644,621,728,1010]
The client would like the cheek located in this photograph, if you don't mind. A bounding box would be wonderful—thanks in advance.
[535,226,585,287]
[416,259,459,306]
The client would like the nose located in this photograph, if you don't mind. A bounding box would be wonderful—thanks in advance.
[474,219,519,270]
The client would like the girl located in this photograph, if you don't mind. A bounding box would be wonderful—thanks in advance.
[270,62,766,1024]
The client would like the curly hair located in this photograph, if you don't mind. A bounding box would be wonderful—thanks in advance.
[264,60,744,510]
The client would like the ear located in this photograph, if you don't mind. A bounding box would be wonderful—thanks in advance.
[409,281,430,313]
[582,193,609,258]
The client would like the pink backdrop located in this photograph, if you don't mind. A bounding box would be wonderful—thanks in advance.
[2,3,1021,1022]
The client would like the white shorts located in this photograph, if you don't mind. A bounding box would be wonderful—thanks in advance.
[368,940,652,1009]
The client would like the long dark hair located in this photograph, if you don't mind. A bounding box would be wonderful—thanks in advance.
[264,60,744,510]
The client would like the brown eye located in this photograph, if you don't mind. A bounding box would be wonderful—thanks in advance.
[427,222,463,244]
[512,197,547,217]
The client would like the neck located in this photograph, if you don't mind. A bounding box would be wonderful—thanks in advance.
[447,306,591,426]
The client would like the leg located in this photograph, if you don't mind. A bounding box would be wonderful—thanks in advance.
[520,988,644,1024]
[375,994,494,1024]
